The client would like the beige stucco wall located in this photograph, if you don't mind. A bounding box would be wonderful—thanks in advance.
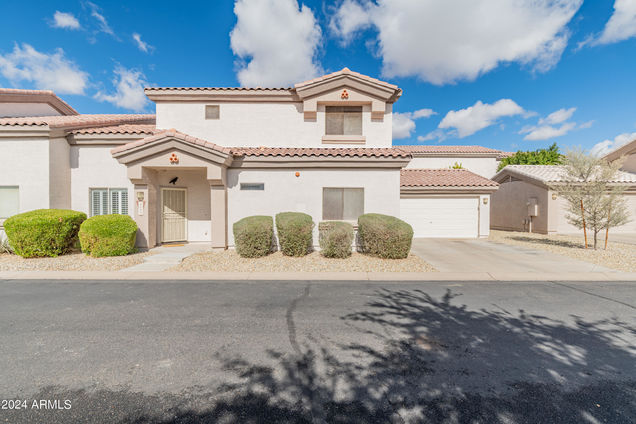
[70,145,135,216]
[156,102,393,148]
[226,168,401,246]
[406,157,499,178]
[491,180,549,233]
[555,193,636,234]
[621,154,636,173]
[49,137,71,209]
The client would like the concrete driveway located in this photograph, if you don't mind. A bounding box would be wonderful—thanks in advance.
[411,238,614,272]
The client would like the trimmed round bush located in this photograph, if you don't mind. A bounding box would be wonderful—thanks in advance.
[233,215,274,258]
[319,221,354,258]
[79,214,138,257]
[276,212,314,257]
[357,213,413,259]
[4,209,86,258]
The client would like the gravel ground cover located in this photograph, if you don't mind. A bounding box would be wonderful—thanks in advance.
[489,230,636,272]
[170,250,436,272]
[0,251,152,271]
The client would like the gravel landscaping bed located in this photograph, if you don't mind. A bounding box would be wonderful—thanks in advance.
[489,230,636,272]
[0,251,152,271]
[170,250,436,272]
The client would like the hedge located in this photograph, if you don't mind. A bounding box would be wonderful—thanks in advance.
[319,221,354,258]
[233,215,273,258]
[3,209,86,257]
[79,214,138,257]
[357,213,413,259]
[275,212,314,256]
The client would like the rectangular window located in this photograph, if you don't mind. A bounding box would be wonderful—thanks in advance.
[0,186,19,219]
[322,188,364,221]
[240,183,265,191]
[90,188,128,216]
[325,106,362,135]
[205,105,220,120]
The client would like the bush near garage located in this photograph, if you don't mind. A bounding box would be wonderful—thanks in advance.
[3,209,86,258]
[357,213,413,259]
[276,212,314,257]
[319,221,354,258]
[79,214,138,257]
[233,215,274,258]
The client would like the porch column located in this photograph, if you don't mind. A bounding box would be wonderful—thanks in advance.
[210,184,227,248]
[133,184,151,248]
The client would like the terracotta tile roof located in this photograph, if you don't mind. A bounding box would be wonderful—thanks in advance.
[295,67,398,90]
[71,124,159,135]
[495,165,636,184]
[145,86,292,92]
[231,146,411,159]
[401,169,499,188]
[111,129,231,155]
[0,114,155,128]
[397,145,505,155]
[0,88,78,115]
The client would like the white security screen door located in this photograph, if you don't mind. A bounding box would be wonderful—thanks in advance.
[161,188,187,242]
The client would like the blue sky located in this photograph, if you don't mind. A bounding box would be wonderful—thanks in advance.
[1,0,635,154]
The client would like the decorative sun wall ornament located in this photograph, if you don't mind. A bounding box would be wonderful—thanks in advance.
[341,89,349,100]
[169,153,179,164]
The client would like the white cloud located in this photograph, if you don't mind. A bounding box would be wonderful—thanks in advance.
[521,122,576,141]
[438,99,524,138]
[539,107,576,125]
[0,43,88,94]
[51,11,80,30]
[392,108,436,139]
[594,0,636,45]
[132,33,153,53]
[330,0,582,85]
[94,66,149,111]
[230,0,322,87]
[590,131,636,157]
[86,1,114,36]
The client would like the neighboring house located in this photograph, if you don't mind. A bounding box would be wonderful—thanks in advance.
[0,68,500,248]
[604,137,636,174]
[490,164,636,234]
[399,145,508,178]
[0,88,78,118]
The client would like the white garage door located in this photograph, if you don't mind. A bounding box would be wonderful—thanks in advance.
[400,197,479,238]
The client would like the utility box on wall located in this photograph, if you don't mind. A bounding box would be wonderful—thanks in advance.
[527,197,538,217]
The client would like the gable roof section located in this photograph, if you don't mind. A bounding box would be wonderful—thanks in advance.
[397,145,506,157]
[493,165,636,185]
[111,129,231,157]
[603,138,636,162]
[71,124,159,135]
[0,88,78,116]
[0,114,155,131]
[401,169,498,190]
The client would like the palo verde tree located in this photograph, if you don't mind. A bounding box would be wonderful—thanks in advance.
[550,149,631,249]
[497,142,562,171]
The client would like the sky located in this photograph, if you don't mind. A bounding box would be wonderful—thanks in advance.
[1,0,635,155]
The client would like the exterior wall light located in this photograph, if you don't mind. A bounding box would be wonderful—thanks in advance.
[483,197,488,205]
[552,193,557,200]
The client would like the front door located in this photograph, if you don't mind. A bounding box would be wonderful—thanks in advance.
[161,188,187,242]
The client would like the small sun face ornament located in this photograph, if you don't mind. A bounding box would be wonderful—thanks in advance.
[169,153,179,164]
[341,89,349,100]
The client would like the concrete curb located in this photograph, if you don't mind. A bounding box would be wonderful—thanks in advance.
[0,271,635,282]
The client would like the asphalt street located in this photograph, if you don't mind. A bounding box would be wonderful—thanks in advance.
[0,279,634,423]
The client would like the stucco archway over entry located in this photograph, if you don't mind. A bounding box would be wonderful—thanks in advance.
[112,130,233,248]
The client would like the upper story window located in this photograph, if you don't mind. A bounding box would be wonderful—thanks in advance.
[205,105,220,120]
[0,186,19,219]
[325,106,362,136]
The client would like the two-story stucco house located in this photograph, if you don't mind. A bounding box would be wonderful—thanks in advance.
[0,69,502,248]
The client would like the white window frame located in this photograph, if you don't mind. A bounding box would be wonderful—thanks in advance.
[90,188,129,216]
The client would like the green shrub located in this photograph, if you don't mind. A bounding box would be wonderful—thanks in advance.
[3,209,86,258]
[319,221,354,258]
[233,215,274,258]
[357,213,413,259]
[276,212,314,257]
[79,214,138,257]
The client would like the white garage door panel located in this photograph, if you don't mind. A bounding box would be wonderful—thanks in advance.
[400,197,479,238]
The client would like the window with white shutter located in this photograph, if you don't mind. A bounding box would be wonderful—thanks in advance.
[89,188,129,216]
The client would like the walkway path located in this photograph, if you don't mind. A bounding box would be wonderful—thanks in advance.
[121,243,212,272]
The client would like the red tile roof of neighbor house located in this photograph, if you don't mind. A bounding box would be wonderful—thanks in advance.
[111,129,232,155]
[231,146,411,159]
[0,88,78,116]
[71,124,160,135]
[0,114,155,128]
[400,169,499,188]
